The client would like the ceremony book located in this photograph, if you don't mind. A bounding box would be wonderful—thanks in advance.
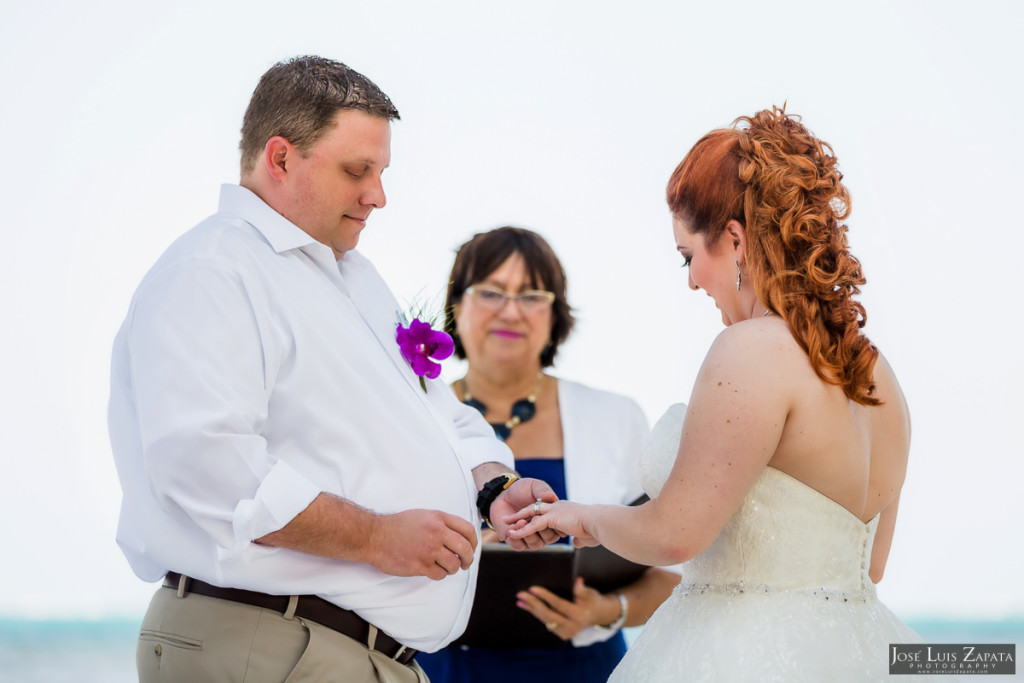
[453,495,651,649]
[452,543,577,648]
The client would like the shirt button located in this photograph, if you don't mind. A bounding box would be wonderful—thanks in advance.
[154,644,163,656]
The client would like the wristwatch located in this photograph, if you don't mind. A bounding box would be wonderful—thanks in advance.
[476,473,519,530]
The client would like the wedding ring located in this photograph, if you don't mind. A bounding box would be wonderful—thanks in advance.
[534,498,543,515]
[546,621,559,632]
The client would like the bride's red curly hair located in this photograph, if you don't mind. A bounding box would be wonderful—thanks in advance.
[667,106,880,406]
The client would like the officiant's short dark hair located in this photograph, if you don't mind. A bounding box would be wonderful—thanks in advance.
[446,227,575,368]
[239,56,399,176]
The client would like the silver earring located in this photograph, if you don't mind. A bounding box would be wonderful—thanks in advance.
[736,261,742,291]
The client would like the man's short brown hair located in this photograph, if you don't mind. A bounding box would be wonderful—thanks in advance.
[239,55,400,176]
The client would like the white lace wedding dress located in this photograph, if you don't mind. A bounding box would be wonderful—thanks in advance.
[610,404,922,682]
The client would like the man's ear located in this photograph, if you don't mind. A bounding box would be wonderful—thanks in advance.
[723,219,747,262]
[263,136,292,183]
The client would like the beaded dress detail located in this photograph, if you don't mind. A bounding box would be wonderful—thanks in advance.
[613,404,923,682]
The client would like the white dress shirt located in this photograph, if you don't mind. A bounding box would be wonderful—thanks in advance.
[109,184,513,651]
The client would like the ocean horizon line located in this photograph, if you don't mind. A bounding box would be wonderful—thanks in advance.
[3,611,1024,624]
[3,614,1023,634]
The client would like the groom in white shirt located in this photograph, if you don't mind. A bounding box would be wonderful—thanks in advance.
[109,55,558,683]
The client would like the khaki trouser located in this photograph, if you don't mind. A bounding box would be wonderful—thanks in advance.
[137,585,428,683]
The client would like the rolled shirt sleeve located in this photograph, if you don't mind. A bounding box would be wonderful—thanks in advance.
[127,258,320,555]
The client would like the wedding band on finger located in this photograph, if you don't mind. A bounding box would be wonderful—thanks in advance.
[534,498,543,515]
[545,621,559,632]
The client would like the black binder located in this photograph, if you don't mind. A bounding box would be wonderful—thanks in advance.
[452,543,578,648]
[452,495,651,649]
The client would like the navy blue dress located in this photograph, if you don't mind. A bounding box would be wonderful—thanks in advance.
[417,459,628,682]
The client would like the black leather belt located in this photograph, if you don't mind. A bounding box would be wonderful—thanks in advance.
[163,572,417,665]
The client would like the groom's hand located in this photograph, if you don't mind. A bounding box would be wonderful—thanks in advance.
[490,478,559,550]
[366,509,478,580]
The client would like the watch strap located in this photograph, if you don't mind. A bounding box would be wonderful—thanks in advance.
[476,473,519,529]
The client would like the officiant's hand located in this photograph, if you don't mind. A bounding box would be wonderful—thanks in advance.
[515,577,619,640]
[489,478,559,550]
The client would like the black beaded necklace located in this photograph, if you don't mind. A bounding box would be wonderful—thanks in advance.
[460,373,544,442]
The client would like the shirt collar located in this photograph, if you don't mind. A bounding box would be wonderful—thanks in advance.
[218,183,320,255]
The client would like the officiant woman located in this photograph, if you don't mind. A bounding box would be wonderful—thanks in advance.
[416,226,680,682]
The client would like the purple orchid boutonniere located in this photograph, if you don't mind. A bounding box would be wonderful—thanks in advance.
[396,318,454,392]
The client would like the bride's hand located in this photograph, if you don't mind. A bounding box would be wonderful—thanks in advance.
[516,577,613,641]
[504,500,598,547]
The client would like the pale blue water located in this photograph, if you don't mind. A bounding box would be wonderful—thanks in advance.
[1,617,1020,681]
[0,619,139,683]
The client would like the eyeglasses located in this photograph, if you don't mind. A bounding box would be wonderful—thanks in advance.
[465,285,555,314]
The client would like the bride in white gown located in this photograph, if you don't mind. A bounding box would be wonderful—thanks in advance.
[620,404,921,681]
[508,107,924,681]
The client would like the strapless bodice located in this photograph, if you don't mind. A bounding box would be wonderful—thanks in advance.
[614,404,922,682]
[638,404,878,597]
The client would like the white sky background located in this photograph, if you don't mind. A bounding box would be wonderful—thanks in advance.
[1,0,1021,621]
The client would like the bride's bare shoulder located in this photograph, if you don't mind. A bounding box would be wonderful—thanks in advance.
[867,351,911,430]
[705,316,809,369]
[696,317,812,401]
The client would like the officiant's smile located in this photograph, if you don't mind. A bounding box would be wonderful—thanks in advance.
[491,329,526,339]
